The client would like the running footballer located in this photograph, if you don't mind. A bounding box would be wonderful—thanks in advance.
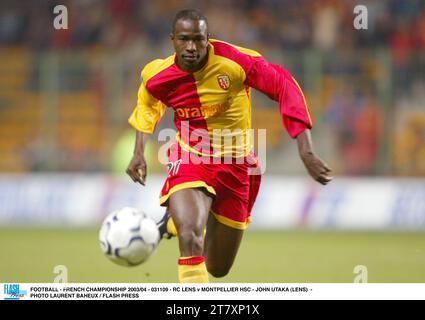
[127,9,333,283]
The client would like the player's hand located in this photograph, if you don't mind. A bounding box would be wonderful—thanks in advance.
[126,154,147,186]
[300,151,333,185]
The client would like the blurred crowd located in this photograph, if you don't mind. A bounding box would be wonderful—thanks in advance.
[1,0,425,53]
[0,0,424,176]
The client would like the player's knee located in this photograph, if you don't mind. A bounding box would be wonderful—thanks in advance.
[206,264,230,278]
[178,229,204,255]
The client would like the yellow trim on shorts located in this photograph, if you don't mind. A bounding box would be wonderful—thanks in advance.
[160,181,216,205]
[211,211,251,230]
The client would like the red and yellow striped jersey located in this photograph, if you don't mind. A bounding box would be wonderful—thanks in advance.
[129,39,312,157]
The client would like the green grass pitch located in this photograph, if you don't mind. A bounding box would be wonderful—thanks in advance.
[0,228,424,283]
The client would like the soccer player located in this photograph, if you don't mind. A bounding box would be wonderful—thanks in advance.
[127,9,332,283]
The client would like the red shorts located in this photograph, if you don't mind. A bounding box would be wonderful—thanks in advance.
[159,143,262,230]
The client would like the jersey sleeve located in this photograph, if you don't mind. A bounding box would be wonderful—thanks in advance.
[128,71,166,134]
[245,57,313,138]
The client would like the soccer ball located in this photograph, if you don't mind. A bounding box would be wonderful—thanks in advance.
[99,207,160,266]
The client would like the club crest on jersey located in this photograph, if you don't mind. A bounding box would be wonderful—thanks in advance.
[217,75,230,90]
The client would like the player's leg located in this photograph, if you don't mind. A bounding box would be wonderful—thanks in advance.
[203,160,262,278]
[168,187,213,283]
[203,214,244,278]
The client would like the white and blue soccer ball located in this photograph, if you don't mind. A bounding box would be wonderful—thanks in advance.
[99,207,160,267]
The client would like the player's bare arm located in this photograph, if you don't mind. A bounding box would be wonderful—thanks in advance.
[296,129,333,185]
[126,131,149,186]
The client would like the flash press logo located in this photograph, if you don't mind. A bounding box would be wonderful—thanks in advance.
[3,284,27,300]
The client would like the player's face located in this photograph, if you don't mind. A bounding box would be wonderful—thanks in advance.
[171,19,209,72]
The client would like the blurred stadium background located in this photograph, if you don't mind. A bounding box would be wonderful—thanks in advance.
[0,0,424,283]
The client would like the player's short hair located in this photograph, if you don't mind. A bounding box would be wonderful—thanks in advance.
[172,9,208,33]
